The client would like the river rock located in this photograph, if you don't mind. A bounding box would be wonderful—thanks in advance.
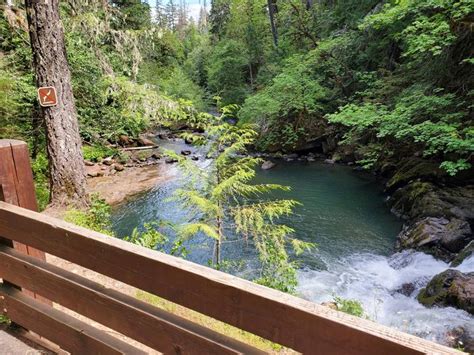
[394,282,416,297]
[385,158,445,193]
[261,160,276,170]
[165,157,178,164]
[417,269,474,315]
[285,153,299,160]
[451,241,474,267]
[84,160,95,166]
[390,182,474,222]
[118,135,132,146]
[181,150,192,156]
[445,327,474,353]
[137,136,155,147]
[102,157,114,166]
[191,155,199,161]
[86,165,104,178]
[113,163,124,172]
[324,159,335,164]
[397,217,472,261]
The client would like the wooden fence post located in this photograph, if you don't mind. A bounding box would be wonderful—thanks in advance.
[0,139,51,304]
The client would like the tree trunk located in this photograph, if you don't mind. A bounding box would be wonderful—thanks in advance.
[267,0,278,47]
[25,0,88,207]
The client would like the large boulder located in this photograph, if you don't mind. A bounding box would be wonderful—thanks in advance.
[385,158,445,193]
[417,269,474,315]
[397,217,472,261]
[390,182,474,222]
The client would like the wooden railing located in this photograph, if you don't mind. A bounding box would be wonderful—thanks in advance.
[0,140,460,354]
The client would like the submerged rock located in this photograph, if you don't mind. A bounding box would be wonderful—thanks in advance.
[417,269,474,315]
[181,150,192,156]
[165,157,178,164]
[261,160,276,170]
[394,282,416,297]
[397,217,472,261]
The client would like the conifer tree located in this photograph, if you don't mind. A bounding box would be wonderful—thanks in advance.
[169,115,313,292]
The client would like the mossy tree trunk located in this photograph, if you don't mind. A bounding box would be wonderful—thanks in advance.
[25,0,88,207]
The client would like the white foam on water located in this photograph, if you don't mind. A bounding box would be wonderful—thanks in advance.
[297,251,474,344]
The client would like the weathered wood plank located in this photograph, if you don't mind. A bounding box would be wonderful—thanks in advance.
[0,140,49,305]
[0,245,264,355]
[0,202,460,355]
[0,284,147,355]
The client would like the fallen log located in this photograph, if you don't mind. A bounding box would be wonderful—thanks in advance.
[120,146,158,152]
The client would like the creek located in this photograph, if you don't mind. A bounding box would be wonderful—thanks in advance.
[111,138,473,346]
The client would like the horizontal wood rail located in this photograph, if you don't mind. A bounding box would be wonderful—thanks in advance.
[0,284,146,354]
[0,201,460,354]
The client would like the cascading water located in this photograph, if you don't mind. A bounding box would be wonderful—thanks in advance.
[298,251,474,344]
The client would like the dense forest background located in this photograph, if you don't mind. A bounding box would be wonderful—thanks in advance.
[1,0,473,209]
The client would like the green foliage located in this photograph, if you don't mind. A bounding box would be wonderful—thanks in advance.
[334,296,365,318]
[0,314,10,325]
[82,144,118,162]
[31,153,50,211]
[125,222,168,249]
[170,119,313,293]
[328,87,473,174]
[207,39,249,105]
[207,0,473,177]
[159,67,208,111]
[64,195,112,235]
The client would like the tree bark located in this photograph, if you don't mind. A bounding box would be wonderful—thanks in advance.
[25,0,88,207]
[267,0,278,47]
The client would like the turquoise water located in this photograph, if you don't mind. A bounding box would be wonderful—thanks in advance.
[111,160,402,269]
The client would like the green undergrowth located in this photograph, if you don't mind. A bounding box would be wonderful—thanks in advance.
[82,144,119,162]
[64,195,112,235]
[334,296,366,318]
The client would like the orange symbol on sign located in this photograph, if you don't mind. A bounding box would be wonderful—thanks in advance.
[37,86,58,107]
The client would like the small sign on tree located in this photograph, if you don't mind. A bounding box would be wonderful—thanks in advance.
[37,86,58,107]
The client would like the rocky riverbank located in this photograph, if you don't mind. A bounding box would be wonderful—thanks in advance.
[257,135,474,324]
[84,134,175,205]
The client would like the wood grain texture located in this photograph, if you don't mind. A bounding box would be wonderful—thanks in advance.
[0,245,264,355]
[0,202,461,355]
[0,140,49,304]
[0,284,146,355]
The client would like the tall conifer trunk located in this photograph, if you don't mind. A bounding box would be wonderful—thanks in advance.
[267,0,278,47]
[25,0,87,207]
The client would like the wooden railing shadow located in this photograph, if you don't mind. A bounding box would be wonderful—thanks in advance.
[0,140,461,354]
